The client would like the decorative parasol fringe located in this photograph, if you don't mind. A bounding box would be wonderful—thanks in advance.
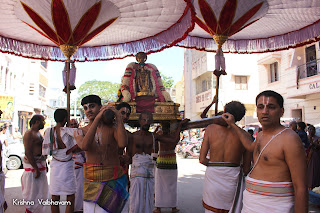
[0,5,195,62]
[177,19,320,53]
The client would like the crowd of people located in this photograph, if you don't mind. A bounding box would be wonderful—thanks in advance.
[0,89,316,213]
[289,120,320,190]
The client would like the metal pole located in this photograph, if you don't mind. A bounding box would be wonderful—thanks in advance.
[214,75,220,115]
[74,97,77,120]
[66,59,70,126]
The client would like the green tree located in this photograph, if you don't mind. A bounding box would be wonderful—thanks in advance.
[77,80,120,105]
[160,72,174,88]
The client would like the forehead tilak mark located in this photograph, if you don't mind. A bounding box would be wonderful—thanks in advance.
[262,96,270,106]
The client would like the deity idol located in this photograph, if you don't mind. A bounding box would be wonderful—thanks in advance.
[118,52,172,112]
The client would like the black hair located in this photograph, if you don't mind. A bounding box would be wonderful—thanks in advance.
[248,129,254,135]
[54,109,68,123]
[103,109,115,126]
[256,90,284,108]
[216,111,224,116]
[308,125,315,131]
[116,102,131,113]
[139,111,153,123]
[81,95,102,106]
[29,115,43,127]
[297,121,306,130]
[224,101,246,122]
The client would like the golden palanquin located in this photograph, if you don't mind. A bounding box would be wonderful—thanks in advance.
[110,102,182,127]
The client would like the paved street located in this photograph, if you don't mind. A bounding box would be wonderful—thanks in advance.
[3,156,320,213]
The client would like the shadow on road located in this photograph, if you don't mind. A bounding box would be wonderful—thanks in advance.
[4,186,25,213]
[177,173,205,213]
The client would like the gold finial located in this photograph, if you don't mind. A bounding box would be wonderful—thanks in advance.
[213,35,228,47]
[60,44,78,59]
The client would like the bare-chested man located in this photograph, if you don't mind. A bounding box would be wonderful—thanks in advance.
[153,119,189,213]
[21,115,49,213]
[199,101,251,213]
[129,111,157,213]
[222,90,308,213]
[74,95,128,213]
[116,102,132,181]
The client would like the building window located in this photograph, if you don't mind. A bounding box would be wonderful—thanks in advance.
[235,76,248,90]
[270,62,278,83]
[29,83,34,95]
[306,45,317,77]
[39,85,46,98]
[196,76,212,95]
[41,61,48,69]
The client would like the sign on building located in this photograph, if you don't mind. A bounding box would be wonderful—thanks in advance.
[0,96,14,122]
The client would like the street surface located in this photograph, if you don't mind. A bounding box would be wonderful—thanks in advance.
[3,156,320,213]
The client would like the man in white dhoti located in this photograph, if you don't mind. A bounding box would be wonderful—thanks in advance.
[43,109,77,213]
[128,111,156,213]
[200,101,251,213]
[153,119,189,213]
[22,115,49,213]
[223,90,308,213]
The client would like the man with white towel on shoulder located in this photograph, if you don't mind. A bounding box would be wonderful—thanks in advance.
[43,109,78,213]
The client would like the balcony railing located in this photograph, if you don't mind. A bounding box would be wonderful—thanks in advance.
[297,59,320,80]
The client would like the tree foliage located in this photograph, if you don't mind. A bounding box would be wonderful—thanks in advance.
[160,72,174,88]
[77,80,120,105]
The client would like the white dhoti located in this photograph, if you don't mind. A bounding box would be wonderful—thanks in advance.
[155,150,178,208]
[155,168,177,208]
[242,176,294,213]
[49,158,76,196]
[129,153,155,213]
[203,162,240,213]
[83,201,108,213]
[21,158,49,213]
[73,152,85,212]
[74,167,84,211]
[0,172,5,213]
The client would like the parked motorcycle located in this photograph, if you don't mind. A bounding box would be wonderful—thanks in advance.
[182,141,201,158]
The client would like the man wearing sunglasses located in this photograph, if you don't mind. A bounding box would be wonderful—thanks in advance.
[116,102,132,191]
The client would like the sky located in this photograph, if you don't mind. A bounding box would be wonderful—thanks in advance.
[48,47,185,92]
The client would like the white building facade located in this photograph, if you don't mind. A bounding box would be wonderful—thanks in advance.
[258,42,320,125]
[183,49,259,125]
[0,53,49,134]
